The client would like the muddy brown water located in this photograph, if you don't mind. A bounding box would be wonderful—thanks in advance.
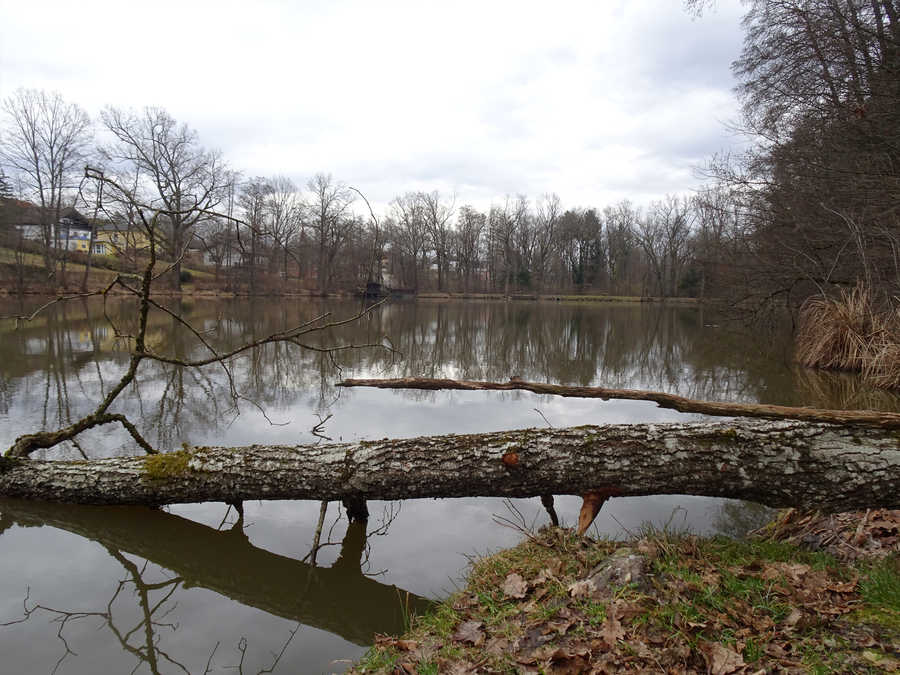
[1,297,897,673]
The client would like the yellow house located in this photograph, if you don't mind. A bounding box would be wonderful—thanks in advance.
[87,224,151,257]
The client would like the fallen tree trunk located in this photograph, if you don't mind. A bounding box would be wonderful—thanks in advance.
[1,420,898,510]
[336,377,900,429]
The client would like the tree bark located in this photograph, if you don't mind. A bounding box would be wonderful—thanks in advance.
[1,420,898,511]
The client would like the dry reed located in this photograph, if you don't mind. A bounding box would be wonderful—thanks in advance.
[796,284,900,390]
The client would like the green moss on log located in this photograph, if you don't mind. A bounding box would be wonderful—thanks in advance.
[143,450,192,481]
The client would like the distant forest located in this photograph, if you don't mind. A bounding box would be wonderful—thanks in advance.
[1,0,898,310]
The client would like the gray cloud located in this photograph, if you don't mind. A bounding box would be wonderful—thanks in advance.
[0,0,748,211]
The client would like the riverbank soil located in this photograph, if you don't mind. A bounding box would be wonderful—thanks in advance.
[353,511,899,673]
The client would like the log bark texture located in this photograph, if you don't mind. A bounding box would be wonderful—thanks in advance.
[337,377,900,429]
[1,420,898,511]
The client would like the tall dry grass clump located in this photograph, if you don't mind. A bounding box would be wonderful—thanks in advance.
[796,284,900,390]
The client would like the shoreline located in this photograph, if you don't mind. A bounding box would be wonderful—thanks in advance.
[0,287,702,305]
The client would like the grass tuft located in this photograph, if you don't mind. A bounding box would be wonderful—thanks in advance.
[859,556,900,617]
[796,284,900,390]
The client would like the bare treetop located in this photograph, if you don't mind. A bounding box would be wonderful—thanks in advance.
[0,89,92,205]
[0,88,92,275]
[306,173,356,293]
[100,106,231,290]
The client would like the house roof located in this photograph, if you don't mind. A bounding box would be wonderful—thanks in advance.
[1,198,33,210]
[95,221,146,234]
[0,199,90,228]
[60,207,90,226]
[0,198,42,225]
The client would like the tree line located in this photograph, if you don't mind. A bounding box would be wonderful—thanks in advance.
[0,90,737,297]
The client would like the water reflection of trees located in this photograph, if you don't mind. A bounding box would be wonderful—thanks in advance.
[3,548,191,675]
[2,298,899,458]
[0,498,429,673]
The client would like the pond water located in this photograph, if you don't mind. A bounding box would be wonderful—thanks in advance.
[1,297,898,674]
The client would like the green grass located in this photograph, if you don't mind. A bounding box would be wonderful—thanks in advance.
[860,557,900,610]
[854,556,900,631]
[355,647,399,672]
[414,603,459,640]
[0,245,214,282]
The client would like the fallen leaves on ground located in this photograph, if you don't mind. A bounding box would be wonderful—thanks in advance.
[353,525,899,674]
[760,507,900,561]
[451,620,485,647]
[374,635,418,652]
[501,572,528,599]
[698,639,745,674]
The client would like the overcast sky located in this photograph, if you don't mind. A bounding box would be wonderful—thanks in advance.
[0,0,747,212]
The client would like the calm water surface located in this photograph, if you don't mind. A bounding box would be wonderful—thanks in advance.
[1,297,897,674]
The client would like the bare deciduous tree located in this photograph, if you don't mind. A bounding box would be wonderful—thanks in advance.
[636,196,692,297]
[264,175,302,281]
[390,192,429,290]
[533,193,561,292]
[100,106,230,292]
[420,190,455,292]
[603,200,641,296]
[488,196,529,294]
[455,205,486,293]
[237,177,269,294]
[306,173,355,294]
[0,89,92,277]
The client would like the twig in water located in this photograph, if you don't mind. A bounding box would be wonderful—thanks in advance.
[533,408,554,428]
[492,499,555,548]
[311,413,333,440]
[257,623,301,674]
[203,642,220,674]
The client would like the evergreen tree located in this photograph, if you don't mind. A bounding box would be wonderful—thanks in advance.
[0,168,13,199]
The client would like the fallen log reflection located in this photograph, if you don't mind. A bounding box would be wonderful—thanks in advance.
[0,499,433,646]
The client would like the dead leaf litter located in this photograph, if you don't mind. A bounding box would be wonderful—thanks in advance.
[353,511,900,674]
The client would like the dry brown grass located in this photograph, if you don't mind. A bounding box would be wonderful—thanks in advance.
[796,284,900,390]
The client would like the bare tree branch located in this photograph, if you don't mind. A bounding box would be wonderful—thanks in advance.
[336,376,900,429]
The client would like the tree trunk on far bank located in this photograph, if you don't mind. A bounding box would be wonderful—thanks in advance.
[1,420,898,510]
